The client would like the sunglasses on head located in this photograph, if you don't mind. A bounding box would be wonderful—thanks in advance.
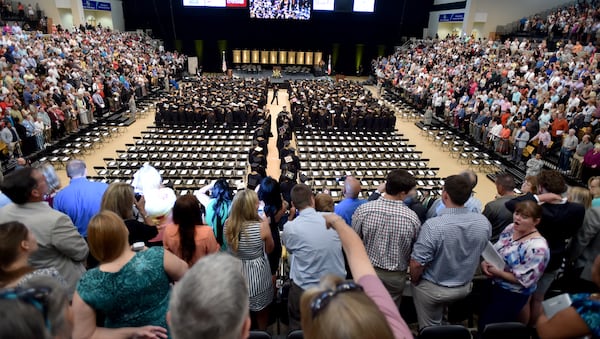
[0,287,52,330]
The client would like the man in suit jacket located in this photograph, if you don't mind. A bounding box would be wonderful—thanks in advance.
[568,206,600,293]
[0,167,88,297]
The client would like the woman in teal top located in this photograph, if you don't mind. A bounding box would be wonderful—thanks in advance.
[197,178,233,251]
[72,211,188,339]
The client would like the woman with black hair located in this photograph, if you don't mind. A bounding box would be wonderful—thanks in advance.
[257,176,286,276]
[163,195,219,266]
[196,178,233,251]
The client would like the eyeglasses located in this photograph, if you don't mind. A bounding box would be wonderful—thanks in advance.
[310,281,363,318]
[0,287,52,330]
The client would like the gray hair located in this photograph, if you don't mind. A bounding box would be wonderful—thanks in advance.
[38,163,61,193]
[20,276,71,339]
[169,253,249,339]
[65,160,86,179]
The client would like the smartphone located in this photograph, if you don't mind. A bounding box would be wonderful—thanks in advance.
[132,242,145,251]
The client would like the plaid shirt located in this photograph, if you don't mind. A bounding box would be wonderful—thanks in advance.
[352,196,421,271]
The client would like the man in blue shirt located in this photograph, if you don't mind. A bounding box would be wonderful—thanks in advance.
[410,175,491,329]
[53,160,108,237]
[283,183,345,330]
[334,176,366,225]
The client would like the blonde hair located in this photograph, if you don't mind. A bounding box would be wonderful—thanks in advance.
[101,182,135,219]
[300,275,394,339]
[224,190,260,252]
[567,186,593,209]
[314,193,334,212]
[87,211,129,263]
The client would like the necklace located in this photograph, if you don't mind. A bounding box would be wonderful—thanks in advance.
[513,230,538,242]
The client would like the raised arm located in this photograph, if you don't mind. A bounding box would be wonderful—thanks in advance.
[323,213,374,281]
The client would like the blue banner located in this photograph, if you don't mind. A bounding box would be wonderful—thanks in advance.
[439,13,464,22]
[82,0,112,11]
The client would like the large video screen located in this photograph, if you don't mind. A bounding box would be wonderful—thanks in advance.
[250,0,311,20]
[313,0,334,11]
[353,0,374,12]
[183,0,247,7]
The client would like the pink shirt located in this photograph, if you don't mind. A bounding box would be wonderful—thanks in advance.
[358,274,414,339]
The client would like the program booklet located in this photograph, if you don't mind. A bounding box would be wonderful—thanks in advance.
[482,241,506,270]
[542,293,572,318]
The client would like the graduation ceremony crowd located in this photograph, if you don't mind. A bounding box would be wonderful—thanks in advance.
[372,0,600,337]
[0,2,600,339]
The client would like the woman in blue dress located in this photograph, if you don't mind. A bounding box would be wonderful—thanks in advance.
[72,211,188,339]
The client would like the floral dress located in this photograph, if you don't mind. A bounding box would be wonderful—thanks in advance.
[493,224,550,295]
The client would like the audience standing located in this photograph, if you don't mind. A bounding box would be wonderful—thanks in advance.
[283,184,346,330]
[410,175,491,329]
[352,169,421,309]
[0,167,88,296]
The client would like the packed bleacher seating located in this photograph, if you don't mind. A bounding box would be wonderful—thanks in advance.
[2,1,600,337]
[0,23,185,173]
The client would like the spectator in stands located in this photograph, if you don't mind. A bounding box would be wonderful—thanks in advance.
[512,126,530,165]
[479,201,550,331]
[257,176,286,278]
[100,182,159,246]
[334,176,367,225]
[163,194,219,266]
[526,153,545,177]
[0,221,66,288]
[283,183,346,330]
[0,167,88,297]
[506,170,586,325]
[582,143,600,183]
[536,254,600,338]
[410,175,491,329]
[73,211,187,339]
[572,135,594,179]
[225,189,273,330]
[352,169,421,309]
[559,129,579,171]
[531,126,552,156]
[53,160,108,238]
[300,213,413,339]
[0,120,21,159]
[196,178,233,250]
[169,253,252,339]
[426,169,482,219]
[483,172,517,242]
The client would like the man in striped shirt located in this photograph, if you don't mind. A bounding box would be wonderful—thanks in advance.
[410,175,491,329]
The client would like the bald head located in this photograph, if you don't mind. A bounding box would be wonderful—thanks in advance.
[343,176,361,199]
